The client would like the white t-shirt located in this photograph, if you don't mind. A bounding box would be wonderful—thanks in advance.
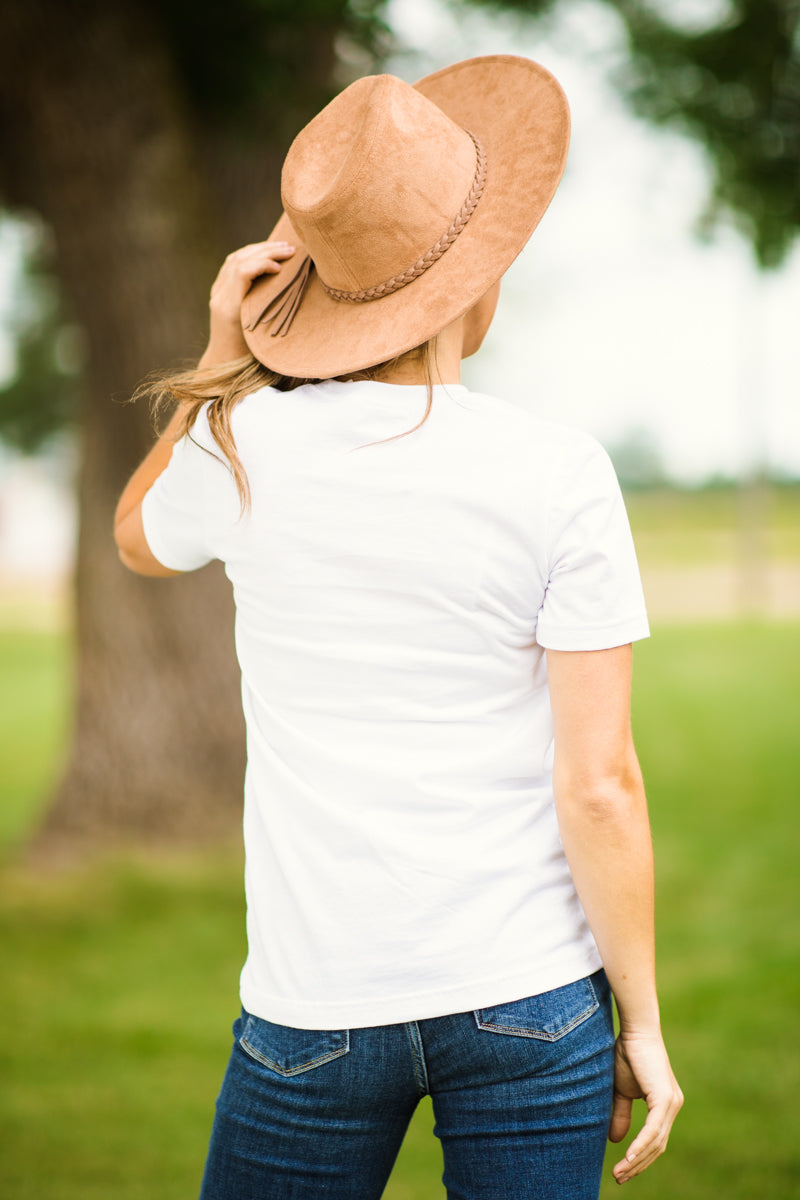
[142,379,649,1030]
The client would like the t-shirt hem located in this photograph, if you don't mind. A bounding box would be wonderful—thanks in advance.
[239,948,604,1030]
[537,614,650,651]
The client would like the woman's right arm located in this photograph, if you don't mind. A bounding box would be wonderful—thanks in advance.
[545,643,683,1185]
[114,240,294,574]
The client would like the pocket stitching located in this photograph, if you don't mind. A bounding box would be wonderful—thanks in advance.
[239,1030,350,1077]
[475,977,599,1042]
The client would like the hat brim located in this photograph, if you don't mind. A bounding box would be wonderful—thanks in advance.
[241,55,570,378]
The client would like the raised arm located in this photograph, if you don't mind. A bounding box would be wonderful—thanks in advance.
[114,240,295,575]
[546,644,683,1185]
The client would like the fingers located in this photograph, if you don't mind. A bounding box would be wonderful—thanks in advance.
[608,1092,632,1144]
[221,240,297,283]
[208,241,297,326]
[226,240,296,259]
[211,240,296,293]
[224,240,297,263]
[612,1111,669,1183]
[609,1032,684,1184]
[612,1084,684,1185]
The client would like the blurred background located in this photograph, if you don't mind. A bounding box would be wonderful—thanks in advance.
[0,0,798,1197]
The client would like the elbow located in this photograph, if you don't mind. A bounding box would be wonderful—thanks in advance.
[554,752,646,822]
[113,517,139,573]
[116,542,144,575]
[114,514,182,578]
[115,542,182,578]
[115,535,145,575]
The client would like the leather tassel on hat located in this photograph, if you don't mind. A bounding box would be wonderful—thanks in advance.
[246,254,313,337]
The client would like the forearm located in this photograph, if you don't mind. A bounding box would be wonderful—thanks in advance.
[114,239,295,576]
[545,647,681,1177]
[197,328,249,369]
[554,756,660,1034]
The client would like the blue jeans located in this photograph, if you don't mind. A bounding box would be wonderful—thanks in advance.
[199,969,614,1199]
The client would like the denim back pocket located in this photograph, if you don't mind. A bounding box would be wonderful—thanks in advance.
[475,975,600,1042]
[238,1011,350,1076]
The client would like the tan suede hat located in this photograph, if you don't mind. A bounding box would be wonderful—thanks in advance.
[241,54,570,378]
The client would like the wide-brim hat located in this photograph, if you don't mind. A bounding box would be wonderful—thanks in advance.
[241,54,570,379]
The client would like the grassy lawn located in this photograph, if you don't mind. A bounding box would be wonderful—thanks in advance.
[0,628,72,850]
[624,484,800,566]
[1,622,798,1198]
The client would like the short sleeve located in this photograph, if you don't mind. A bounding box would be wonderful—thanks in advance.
[536,436,649,651]
[140,407,240,572]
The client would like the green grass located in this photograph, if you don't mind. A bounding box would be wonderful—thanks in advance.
[624,485,800,565]
[1,622,799,1198]
[0,628,72,850]
[619,623,800,1199]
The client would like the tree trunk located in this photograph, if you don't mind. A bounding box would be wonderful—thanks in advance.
[0,0,335,853]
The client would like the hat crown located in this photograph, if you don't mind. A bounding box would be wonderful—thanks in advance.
[280,74,479,294]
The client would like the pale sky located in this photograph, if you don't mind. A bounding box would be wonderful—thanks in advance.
[0,0,798,485]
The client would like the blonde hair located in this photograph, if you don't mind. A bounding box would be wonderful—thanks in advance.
[136,341,438,514]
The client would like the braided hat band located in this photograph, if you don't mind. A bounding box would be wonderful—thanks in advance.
[247,131,487,338]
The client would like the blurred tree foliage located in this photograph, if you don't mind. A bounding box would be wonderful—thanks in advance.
[154,0,390,129]
[0,0,391,452]
[477,0,800,268]
[615,0,800,269]
[0,224,84,453]
[606,426,670,490]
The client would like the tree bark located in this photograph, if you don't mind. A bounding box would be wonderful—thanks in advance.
[0,0,336,852]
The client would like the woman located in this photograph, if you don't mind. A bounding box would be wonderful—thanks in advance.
[115,56,682,1200]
